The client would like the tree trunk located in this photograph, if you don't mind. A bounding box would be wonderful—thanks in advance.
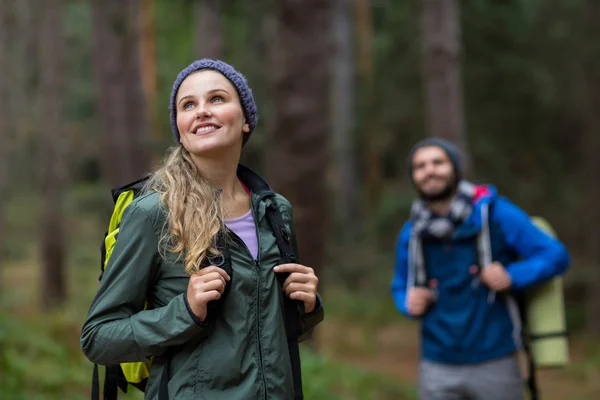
[12,0,39,160]
[0,0,15,288]
[268,0,333,285]
[39,0,67,310]
[91,0,151,188]
[333,0,361,226]
[581,0,600,334]
[355,0,381,212]
[419,0,471,172]
[139,0,160,149]
[195,0,223,59]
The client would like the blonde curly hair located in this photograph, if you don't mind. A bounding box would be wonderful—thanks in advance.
[144,145,225,275]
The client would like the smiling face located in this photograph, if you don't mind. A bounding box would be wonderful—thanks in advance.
[175,70,249,159]
[411,146,457,202]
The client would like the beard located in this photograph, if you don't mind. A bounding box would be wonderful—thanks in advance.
[416,179,457,202]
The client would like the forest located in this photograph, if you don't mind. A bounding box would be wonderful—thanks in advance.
[0,0,599,399]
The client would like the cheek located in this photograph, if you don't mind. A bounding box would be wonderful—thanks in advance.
[176,114,191,134]
[221,105,245,127]
[440,166,454,179]
[413,170,426,183]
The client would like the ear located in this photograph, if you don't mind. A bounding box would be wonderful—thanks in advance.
[242,123,250,133]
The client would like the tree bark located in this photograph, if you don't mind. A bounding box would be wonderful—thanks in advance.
[0,0,15,288]
[419,0,471,172]
[355,0,381,212]
[195,0,223,59]
[139,0,160,148]
[39,0,67,310]
[91,0,151,187]
[333,0,361,226]
[581,0,600,334]
[268,0,333,285]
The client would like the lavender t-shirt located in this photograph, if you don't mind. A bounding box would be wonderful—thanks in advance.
[224,210,259,260]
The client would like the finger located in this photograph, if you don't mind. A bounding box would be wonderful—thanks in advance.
[197,266,231,281]
[193,272,226,288]
[289,291,316,303]
[198,290,222,303]
[273,263,314,275]
[284,282,314,297]
[199,279,226,294]
[480,268,493,281]
[282,272,315,291]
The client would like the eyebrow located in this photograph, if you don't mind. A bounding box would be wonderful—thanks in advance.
[178,95,194,105]
[177,88,230,105]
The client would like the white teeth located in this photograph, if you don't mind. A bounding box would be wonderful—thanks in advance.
[196,126,217,134]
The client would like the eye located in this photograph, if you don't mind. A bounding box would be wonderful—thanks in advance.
[183,101,195,110]
[211,95,224,103]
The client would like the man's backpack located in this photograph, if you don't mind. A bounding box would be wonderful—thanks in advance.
[475,203,568,400]
[92,177,304,400]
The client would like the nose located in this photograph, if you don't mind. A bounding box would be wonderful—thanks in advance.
[423,161,435,175]
[196,104,212,118]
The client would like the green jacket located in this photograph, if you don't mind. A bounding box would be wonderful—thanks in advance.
[80,165,324,399]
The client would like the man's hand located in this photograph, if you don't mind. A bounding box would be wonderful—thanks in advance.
[478,262,512,292]
[273,264,319,313]
[407,286,435,316]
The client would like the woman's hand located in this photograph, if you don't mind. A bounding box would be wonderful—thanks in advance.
[186,266,231,321]
[273,264,319,313]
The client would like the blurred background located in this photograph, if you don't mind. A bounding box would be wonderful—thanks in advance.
[0,0,599,399]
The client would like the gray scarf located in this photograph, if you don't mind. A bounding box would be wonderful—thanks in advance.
[408,180,477,287]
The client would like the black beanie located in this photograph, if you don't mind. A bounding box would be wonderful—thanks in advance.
[407,137,463,181]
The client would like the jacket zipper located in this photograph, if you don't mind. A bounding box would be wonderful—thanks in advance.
[254,258,268,400]
[226,191,271,399]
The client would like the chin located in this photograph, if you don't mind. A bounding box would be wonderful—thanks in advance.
[185,139,240,158]
[418,184,455,202]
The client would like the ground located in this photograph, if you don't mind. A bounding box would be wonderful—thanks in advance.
[318,317,600,400]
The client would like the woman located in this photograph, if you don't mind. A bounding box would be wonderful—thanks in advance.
[80,59,324,400]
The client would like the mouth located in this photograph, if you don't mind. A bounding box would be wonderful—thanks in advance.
[423,177,444,185]
[193,124,221,135]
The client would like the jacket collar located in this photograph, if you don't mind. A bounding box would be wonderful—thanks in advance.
[236,164,273,195]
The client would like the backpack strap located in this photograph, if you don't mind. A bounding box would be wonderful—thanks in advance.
[410,237,429,288]
[476,202,496,303]
[110,175,151,203]
[203,230,233,322]
[91,364,100,400]
[91,363,128,400]
[265,203,304,400]
[475,200,539,400]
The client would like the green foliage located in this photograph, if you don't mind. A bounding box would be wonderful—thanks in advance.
[0,310,90,400]
[301,348,416,400]
[322,285,400,328]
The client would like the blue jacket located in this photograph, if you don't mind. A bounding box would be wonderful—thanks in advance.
[390,185,571,365]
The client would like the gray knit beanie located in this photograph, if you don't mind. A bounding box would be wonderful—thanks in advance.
[407,137,463,181]
[169,59,258,145]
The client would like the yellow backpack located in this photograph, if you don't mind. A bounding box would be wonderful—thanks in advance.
[94,176,152,399]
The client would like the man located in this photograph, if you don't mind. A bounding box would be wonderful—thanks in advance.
[390,137,571,400]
